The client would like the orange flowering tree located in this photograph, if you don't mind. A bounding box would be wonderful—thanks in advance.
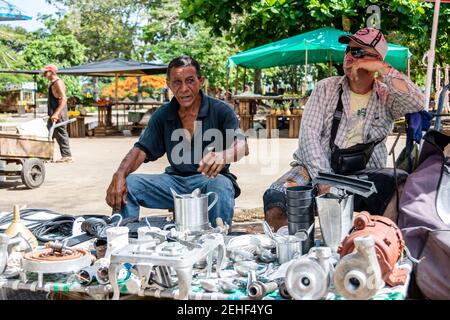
[101,75,166,100]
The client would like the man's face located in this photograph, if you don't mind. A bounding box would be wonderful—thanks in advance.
[42,71,53,80]
[343,40,382,77]
[167,66,204,109]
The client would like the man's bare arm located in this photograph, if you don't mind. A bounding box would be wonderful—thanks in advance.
[51,81,68,119]
[106,147,147,211]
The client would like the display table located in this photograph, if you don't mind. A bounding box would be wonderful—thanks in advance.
[266,114,302,138]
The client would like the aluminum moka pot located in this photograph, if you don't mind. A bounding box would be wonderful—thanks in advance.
[171,188,218,232]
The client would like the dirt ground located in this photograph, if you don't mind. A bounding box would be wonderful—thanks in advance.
[0,135,406,217]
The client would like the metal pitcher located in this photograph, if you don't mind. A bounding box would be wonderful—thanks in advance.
[315,192,354,252]
[171,188,218,232]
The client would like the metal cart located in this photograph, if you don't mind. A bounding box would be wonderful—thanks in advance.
[0,119,75,189]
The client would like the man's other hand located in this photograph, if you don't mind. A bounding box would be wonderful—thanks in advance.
[317,183,331,195]
[198,151,225,178]
[106,172,128,212]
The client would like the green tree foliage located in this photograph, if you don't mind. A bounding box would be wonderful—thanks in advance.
[46,0,154,61]
[180,0,450,84]
[141,0,237,89]
[22,34,86,96]
[0,26,32,90]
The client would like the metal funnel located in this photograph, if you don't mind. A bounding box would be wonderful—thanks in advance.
[315,193,353,252]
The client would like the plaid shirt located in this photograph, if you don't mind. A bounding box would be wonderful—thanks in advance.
[293,68,425,179]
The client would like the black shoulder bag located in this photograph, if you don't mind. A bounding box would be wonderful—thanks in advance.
[330,88,384,175]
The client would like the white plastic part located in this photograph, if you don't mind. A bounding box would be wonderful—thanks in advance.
[105,226,129,260]
[333,236,385,300]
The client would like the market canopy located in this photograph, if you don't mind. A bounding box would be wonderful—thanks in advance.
[0,0,31,21]
[0,58,168,77]
[227,27,411,71]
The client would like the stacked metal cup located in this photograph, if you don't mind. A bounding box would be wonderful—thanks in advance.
[286,185,315,254]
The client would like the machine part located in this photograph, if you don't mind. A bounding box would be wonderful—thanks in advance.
[248,281,278,300]
[313,172,377,198]
[316,192,354,252]
[21,247,92,287]
[0,234,8,274]
[276,236,302,264]
[285,247,334,300]
[5,205,38,248]
[96,266,110,285]
[104,226,129,260]
[229,249,255,262]
[109,232,226,300]
[234,261,267,277]
[125,274,141,295]
[257,248,277,263]
[76,266,98,285]
[278,281,292,300]
[218,278,238,293]
[338,212,408,286]
[21,158,45,189]
[171,188,218,232]
[334,236,385,300]
[200,279,219,292]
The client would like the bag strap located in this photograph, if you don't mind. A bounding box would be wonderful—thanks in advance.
[330,87,344,149]
[330,86,386,149]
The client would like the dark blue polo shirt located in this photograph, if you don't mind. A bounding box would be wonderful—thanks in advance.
[134,90,244,197]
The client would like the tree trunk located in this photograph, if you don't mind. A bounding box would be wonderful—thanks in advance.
[253,69,262,94]
[93,77,99,101]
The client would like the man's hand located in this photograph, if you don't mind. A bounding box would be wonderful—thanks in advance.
[317,183,331,195]
[198,151,225,178]
[50,113,60,123]
[350,59,387,81]
[106,172,128,212]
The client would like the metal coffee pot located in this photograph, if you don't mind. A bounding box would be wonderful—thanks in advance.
[171,188,218,232]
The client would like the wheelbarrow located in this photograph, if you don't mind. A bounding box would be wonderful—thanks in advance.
[0,118,76,189]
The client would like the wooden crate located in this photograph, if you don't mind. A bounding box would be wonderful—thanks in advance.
[265,115,278,138]
[0,133,53,160]
[68,117,86,138]
[288,115,302,138]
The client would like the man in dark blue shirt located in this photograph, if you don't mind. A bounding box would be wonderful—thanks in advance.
[106,56,248,226]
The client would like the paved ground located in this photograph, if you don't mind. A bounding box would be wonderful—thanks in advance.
[0,134,406,216]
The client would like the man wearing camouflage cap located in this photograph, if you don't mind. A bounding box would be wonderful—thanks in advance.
[264,27,424,231]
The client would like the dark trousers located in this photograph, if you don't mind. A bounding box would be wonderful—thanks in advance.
[263,166,408,216]
[47,119,72,157]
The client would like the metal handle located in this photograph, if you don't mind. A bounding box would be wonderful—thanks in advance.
[206,192,218,211]
[48,118,77,140]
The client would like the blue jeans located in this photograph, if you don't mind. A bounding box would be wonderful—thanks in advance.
[119,173,235,227]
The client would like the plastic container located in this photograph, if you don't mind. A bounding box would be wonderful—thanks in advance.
[286,185,315,200]
[287,197,315,207]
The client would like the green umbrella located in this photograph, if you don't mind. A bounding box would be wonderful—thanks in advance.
[227,27,411,71]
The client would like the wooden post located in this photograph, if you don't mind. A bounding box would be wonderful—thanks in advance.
[242,68,247,92]
[407,59,411,78]
[234,66,239,95]
[303,41,308,95]
[226,68,230,92]
[115,73,119,129]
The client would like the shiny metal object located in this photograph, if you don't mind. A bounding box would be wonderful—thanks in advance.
[285,247,334,300]
[275,236,302,264]
[248,281,278,300]
[171,188,218,232]
[334,236,385,300]
[316,192,354,252]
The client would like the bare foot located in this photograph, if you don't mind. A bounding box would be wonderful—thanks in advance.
[265,207,288,232]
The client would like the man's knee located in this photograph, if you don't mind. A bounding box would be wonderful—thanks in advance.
[206,175,234,195]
